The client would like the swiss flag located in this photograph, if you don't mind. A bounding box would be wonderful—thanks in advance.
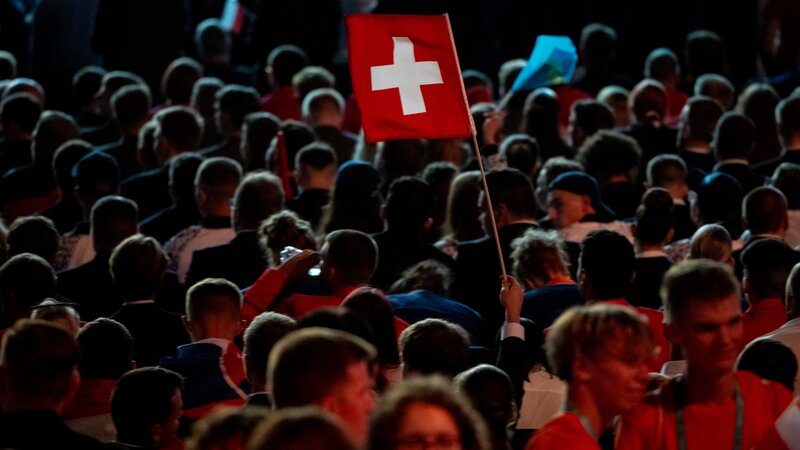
[346,14,474,143]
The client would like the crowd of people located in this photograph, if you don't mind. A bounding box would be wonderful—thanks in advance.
[1,1,800,449]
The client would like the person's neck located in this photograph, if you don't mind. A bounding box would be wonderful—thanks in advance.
[684,141,710,154]
[683,367,736,404]
[635,242,664,253]
[567,386,609,440]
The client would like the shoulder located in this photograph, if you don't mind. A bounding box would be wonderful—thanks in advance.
[528,413,600,450]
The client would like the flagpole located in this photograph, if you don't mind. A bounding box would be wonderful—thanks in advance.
[470,132,507,279]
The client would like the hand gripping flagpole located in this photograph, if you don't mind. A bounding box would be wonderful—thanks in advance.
[470,132,507,279]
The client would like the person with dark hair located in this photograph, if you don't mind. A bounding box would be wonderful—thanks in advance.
[617,260,795,449]
[371,177,452,290]
[185,171,282,288]
[498,134,540,181]
[374,138,427,197]
[39,139,93,233]
[0,50,16,80]
[265,120,317,184]
[62,318,133,441]
[737,338,798,393]
[54,150,121,271]
[267,327,377,445]
[58,195,138,320]
[579,230,669,371]
[760,262,800,393]
[258,209,317,267]
[510,228,582,329]
[185,406,268,450]
[568,100,614,151]
[572,23,632,96]
[111,367,184,450]
[96,84,151,179]
[70,65,107,129]
[248,407,354,450]
[694,73,735,111]
[754,96,800,176]
[740,238,799,343]
[242,311,296,406]
[292,66,335,105]
[621,80,677,178]
[139,152,204,244]
[82,71,146,147]
[194,19,254,87]
[534,157,584,219]
[711,112,766,194]
[159,278,249,418]
[0,254,57,328]
[199,85,261,164]
[629,188,674,310]
[737,83,781,165]
[421,161,459,244]
[399,318,470,378]
[0,92,41,176]
[454,168,540,335]
[192,77,225,149]
[158,57,202,111]
[576,130,642,219]
[529,304,654,449]
[319,161,383,235]
[240,111,279,172]
[437,171,484,259]
[771,163,800,247]
[288,142,336,229]
[260,45,309,121]
[109,235,189,367]
[302,88,357,164]
[677,96,724,177]
[7,215,59,263]
[644,48,688,127]
[122,105,204,218]
[597,85,632,128]
[0,320,111,449]
[645,154,695,241]
[1,110,81,221]
[455,364,515,450]
[521,88,572,161]
[682,30,728,92]
[367,376,491,450]
[164,157,241,284]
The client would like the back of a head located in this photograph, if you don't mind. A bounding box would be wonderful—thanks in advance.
[499,134,539,177]
[32,111,81,163]
[110,235,167,301]
[0,50,17,80]
[0,253,57,323]
[689,223,732,262]
[646,154,686,188]
[580,23,617,68]
[342,287,401,367]
[0,92,42,134]
[683,96,724,143]
[772,163,800,210]
[77,318,133,380]
[523,88,562,146]
[635,188,674,245]
[486,168,537,219]
[498,58,526,97]
[572,100,614,136]
[324,230,378,286]
[777,96,800,145]
[72,65,106,109]
[112,84,152,131]
[191,77,224,119]
[389,259,453,297]
[195,19,230,62]
[696,172,743,234]
[268,327,376,408]
[260,210,317,265]
[577,130,641,182]
[185,278,242,325]
[445,170,482,238]
[91,196,138,253]
[8,217,55,264]
[685,30,726,80]
[292,66,336,103]
[713,112,755,161]
[644,48,679,82]
[737,338,798,392]
[661,259,739,323]
[233,170,284,231]
[630,79,667,124]
[169,152,205,204]
[278,120,317,171]
[743,186,788,235]
[376,139,427,187]
[76,150,121,202]
[302,88,345,126]
[165,59,207,103]
[53,139,92,191]
[385,176,434,233]
[737,83,778,128]
[156,105,204,153]
[112,367,184,441]
[243,311,297,386]
[243,112,280,160]
[399,318,470,377]
[597,85,632,128]
[216,85,261,130]
[296,308,377,351]
[187,406,268,450]
[580,230,635,299]
[195,156,243,208]
[694,74,734,111]
[455,364,514,444]
[0,319,79,402]
[511,228,570,284]
[296,142,337,173]
[3,78,45,104]
[546,304,653,382]
[741,238,799,300]
[248,406,354,450]
[267,45,309,87]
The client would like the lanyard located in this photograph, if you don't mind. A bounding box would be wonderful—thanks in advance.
[564,403,599,442]
[674,377,743,450]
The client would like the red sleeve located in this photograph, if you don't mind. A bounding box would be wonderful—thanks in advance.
[242,268,288,323]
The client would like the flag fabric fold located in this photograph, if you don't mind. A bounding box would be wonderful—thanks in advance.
[511,35,578,92]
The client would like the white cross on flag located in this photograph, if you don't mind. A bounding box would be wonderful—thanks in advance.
[347,14,474,143]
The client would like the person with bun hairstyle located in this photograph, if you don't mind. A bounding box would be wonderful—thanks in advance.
[629,188,674,309]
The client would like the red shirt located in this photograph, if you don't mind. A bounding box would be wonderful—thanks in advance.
[742,298,788,345]
[526,412,601,450]
[617,371,794,450]
[260,86,301,121]
[599,299,670,372]
[61,379,116,419]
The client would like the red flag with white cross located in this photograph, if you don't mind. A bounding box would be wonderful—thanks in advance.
[346,14,474,143]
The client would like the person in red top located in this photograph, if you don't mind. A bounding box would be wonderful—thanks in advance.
[526,302,655,450]
[579,230,671,371]
[740,238,798,344]
[260,45,308,121]
[617,259,796,450]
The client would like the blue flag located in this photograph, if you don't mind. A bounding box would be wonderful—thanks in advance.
[511,35,578,92]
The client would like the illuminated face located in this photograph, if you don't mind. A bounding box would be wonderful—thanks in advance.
[582,333,652,417]
[395,402,462,450]
[329,361,377,446]
[548,190,589,229]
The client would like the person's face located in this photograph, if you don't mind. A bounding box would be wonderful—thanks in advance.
[394,402,462,450]
[548,190,587,229]
[579,333,652,417]
[667,294,743,377]
[329,361,377,446]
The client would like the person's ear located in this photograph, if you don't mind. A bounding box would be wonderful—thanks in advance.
[663,228,675,245]
[182,316,194,337]
[664,321,682,346]
[319,394,340,414]
[572,354,594,382]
